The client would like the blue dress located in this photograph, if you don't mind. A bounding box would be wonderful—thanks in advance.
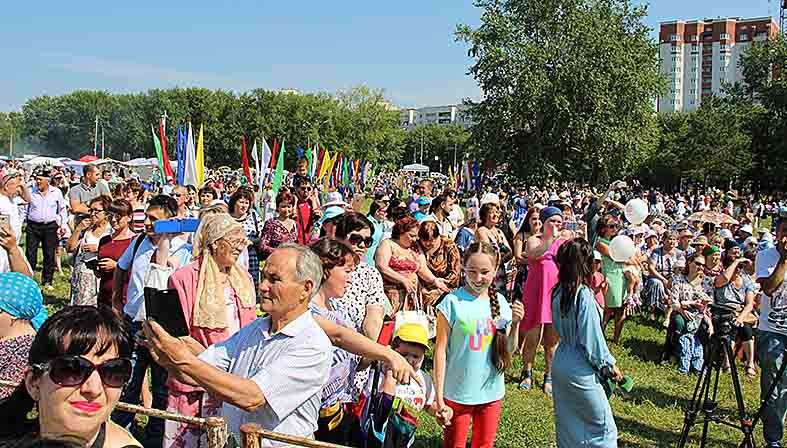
[551,285,618,447]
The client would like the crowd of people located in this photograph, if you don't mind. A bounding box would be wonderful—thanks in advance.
[0,157,785,448]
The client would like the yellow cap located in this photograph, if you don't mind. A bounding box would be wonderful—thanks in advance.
[394,323,430,349]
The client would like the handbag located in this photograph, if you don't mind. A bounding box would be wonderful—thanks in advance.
[393,291,433,339]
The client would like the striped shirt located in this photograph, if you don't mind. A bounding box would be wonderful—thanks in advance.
[199,311,332,446]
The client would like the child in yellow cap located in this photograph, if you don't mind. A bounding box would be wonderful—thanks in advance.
[362,322,451,448]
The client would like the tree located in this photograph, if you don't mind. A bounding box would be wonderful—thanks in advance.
[456,0,665,183]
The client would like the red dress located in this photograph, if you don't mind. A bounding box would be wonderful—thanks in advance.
[96,235,134,307]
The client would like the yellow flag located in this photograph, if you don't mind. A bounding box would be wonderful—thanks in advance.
[196,124,205,186]
[318,148,331,179]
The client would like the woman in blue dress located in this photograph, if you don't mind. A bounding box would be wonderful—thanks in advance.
[551,238,621,447]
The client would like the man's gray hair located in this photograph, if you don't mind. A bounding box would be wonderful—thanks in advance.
[278,243,323,299]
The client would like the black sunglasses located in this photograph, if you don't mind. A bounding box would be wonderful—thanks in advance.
[348,233,374,248]
[32,355,132,388]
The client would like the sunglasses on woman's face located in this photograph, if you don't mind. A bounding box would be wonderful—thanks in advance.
[694,261,706,268]
[348,233,374,248]
[32,356,132,388]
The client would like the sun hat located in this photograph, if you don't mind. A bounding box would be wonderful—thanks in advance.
[702,245,721,257]
[594,250,603,261]
[691,235,709,247]
[739,224,753,235]
[417,196,431,206]
[480,193,499,206]
[320,206,345,225]
[719,229,734,240]
[394,323,430,350]
[322,191,348,208]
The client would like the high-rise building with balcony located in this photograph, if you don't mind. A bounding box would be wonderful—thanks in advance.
[657,16,779,113]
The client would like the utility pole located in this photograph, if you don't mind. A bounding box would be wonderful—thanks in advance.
[453,142,457,167]
[8,127,12,159]
[420,133,424,165]
[101,125,105,159]
[93,115,99,156]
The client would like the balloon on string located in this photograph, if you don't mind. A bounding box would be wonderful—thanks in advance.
[609,235,636,262]
[624,199,649,225]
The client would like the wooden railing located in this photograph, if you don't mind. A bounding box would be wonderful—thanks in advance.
[239,423,350,448]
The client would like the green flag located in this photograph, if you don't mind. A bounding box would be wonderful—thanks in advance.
[151,126,166,181]
[305,145,314,178]
[272,141,286,194]
[342,156,349,186]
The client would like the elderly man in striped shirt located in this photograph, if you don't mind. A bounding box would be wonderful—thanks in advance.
[145,244,418,446]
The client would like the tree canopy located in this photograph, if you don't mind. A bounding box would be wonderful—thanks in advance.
[11,86,406,170]
[457,0,665,183]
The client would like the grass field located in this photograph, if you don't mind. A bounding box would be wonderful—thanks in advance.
[40,262,765,448]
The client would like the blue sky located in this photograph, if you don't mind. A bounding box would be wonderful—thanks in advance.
[0,0,777,111]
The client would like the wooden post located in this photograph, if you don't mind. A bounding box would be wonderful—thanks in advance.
[205,417,229,448]
[240,423,262,448]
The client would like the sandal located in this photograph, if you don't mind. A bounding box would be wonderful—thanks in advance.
[543,373,553,397]
[746,366,757,378]
[518,369,533,391]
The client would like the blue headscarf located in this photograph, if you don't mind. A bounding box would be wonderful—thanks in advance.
[0,272,47,330]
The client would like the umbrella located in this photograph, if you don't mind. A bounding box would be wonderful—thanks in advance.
[687,210,739,225]
[79,155,99,163]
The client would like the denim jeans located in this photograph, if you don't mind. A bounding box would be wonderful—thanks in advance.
[757,331,787,447]
[111,319,169,448]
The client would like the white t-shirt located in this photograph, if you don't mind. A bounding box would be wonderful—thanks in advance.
[756,247,787,336]
[367,369,435,412]
[0,194,22,243]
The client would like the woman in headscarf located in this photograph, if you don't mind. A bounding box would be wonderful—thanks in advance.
[164,213,258,448]
[0,272,47,399]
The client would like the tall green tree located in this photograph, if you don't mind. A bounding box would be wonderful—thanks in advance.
[456,0,665,183]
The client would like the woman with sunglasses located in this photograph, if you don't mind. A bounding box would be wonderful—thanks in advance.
[95,200,136,309]
[0,305,140,447]
[595,214,627,343]
[0,273,47,400]
[258,191,297,261]
[67,196,112,307]
[163,213,257,447]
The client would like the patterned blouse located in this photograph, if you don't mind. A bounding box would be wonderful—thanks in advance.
[0,334,34,399]
[259,218,297,260]
[331,262,390,330]
[422,237,461,289]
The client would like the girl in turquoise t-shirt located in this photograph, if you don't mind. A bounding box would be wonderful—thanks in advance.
[434,241,524,448]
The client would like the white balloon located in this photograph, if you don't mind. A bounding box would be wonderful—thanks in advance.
[609,235,636,262]
[624,199,649,225]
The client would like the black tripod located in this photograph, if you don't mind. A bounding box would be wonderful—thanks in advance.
[677,317,755,448]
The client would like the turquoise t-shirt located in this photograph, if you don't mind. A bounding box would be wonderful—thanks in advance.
[436,287,512,405]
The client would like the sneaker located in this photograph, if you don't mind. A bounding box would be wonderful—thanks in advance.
[543,374,553,397]
[43,284,54,291]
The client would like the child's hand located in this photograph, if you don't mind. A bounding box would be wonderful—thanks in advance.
[511,300,524,324]
[437,405,453,428]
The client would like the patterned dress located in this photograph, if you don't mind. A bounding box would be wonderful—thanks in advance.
[0,334,33,399]
[258,218,297,260]
[235,210,262,289]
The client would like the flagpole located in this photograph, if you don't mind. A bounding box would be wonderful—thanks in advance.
[101,125,105,159]
[93,115,99,156]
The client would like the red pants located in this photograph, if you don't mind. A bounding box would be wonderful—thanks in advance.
[442,399,502,448]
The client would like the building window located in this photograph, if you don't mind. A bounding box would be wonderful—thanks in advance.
[720,44,729,52]
[690,100,695,105]
[691,35,699,41]
[739,34,748,41]
[670,34,680,42]
[720,33,730,40]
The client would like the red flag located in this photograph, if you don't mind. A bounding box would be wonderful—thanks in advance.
[159,120,175,180]
[241,136,252,185]
[269,139,280,170]
[315,147,326,178]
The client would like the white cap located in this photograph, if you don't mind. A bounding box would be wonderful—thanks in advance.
[480,193,500,206]
[593,250,603,261]
[719,229,734,240]
[322,191,348,208]
[740,224,753,235]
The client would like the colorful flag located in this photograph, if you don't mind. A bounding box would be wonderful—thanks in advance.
[342,156,350,186]
[317,148,330,179]
[241,136,252,185]
[175,125,185,185]
[272,141,285,194]
[151,126,167,181]
[261,137,272,186]
[159,120,175,180]
[183,123,198,186]
[250,139,260,188]
[196,124,205,186]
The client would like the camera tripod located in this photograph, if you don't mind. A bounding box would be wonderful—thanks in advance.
[677,321,755,448]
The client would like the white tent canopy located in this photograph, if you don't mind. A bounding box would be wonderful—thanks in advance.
[22,156,65,170]
[400,163,429,173]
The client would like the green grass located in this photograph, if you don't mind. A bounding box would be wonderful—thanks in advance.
[40,260,764,447]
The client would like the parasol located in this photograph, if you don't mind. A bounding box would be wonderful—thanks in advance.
[687,210,739,226]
